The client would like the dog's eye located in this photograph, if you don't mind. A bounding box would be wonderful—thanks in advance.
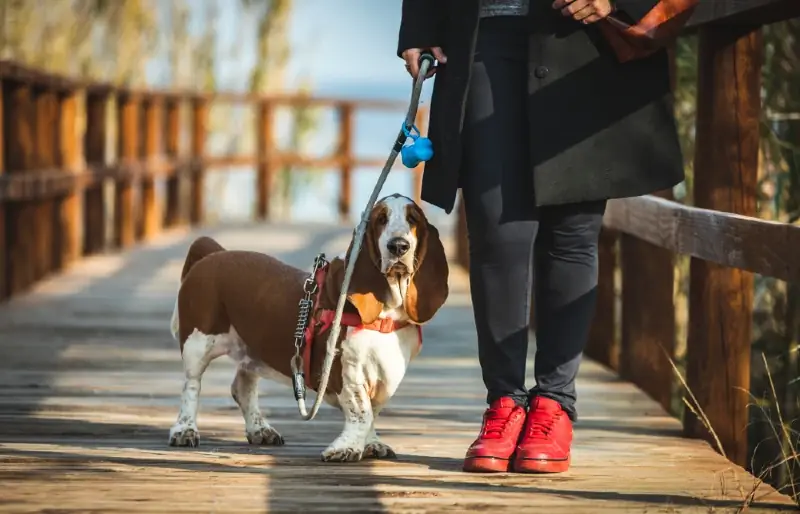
[406,212,419,226]
[376,212,388,226]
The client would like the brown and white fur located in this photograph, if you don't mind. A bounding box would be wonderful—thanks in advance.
[168,194,449,461]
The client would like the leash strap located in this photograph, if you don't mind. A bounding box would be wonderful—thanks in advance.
[291,52,436,420]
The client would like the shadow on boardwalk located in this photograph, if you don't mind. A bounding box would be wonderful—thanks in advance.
[0,223,795,512]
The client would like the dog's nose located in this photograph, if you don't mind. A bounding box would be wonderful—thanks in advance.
[387,237,410,257]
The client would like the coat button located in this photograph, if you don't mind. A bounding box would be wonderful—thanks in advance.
[534,66,549,79]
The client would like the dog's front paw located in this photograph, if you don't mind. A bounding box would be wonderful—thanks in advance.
[246,425,285,446]
[321,441,364,462]
[169,423,200,447]
[363,441,397,459]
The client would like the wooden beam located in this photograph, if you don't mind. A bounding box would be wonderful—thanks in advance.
[603,194,800,282]
[337,104,354,223]
[189,98,208,225]
[684,24,762,468]
[586,228,619,371]
[115,93,139,248]
[164,100,181,227]
[141,96,162,240]
[687,0,800,28]
[56,91,81,268]
[33,89,59,281]
[412,107,428,204]
[83,92,108,255]
[4,83,36,296]
[0,80,5,300]
[255,101,274,221]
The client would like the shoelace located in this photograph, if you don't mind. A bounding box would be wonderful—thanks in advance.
[482,409,522,439]
[525,409,563,440]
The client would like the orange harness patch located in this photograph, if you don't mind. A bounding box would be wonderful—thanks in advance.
[301,263,423,389]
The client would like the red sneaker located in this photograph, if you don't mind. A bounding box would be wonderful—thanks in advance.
[463,397,526,473]
[512,396,573,473]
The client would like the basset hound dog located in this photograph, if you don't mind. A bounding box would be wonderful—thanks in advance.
[168,193,449,462]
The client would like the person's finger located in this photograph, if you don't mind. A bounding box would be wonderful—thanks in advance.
[572,3,595,20]
[431,47,448,64]
[582,12,604,24]
[404,49,421,78]
[551,0,574,10]
[561,0,590,16]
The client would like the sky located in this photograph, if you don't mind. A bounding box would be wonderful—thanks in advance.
[176,0,447,228]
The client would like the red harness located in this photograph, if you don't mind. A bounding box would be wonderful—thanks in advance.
[301,263,423,389]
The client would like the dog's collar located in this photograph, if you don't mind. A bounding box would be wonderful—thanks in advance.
[301,262,422,389]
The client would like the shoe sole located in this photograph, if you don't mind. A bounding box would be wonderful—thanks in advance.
[463,456,510,473]
[512,455,571,474]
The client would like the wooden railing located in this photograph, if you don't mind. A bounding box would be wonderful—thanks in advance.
[0,61,426,302]
[454,0,799,470]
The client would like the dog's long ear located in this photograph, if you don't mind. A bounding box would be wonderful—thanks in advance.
[405,209,449,324]
[343,219,389,325]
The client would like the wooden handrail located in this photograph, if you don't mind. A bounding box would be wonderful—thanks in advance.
[0,59,426,302]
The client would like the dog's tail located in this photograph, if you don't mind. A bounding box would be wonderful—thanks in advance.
[170,236,226,341]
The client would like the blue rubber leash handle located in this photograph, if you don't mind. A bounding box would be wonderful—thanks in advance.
[292,51,435,421]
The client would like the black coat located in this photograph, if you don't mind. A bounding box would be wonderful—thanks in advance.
[397,0,685,214]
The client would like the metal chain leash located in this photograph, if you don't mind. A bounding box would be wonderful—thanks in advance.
[290,253,328,400]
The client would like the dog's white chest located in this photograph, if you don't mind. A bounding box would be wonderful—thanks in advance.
[340,324,421,403]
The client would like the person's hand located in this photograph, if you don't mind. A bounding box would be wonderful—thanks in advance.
[402,47,447,80]
[552,0,614,24]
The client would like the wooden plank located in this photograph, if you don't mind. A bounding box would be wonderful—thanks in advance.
[0,79,5,300]
[33,89,59,281]
[603,195,800,282]
[684,24,762,468]
[56,92,81,268]
[255,101,274,220]
[687,0,800,28]
[337,104,354,222]
[586,228,619,371]
[163,100,181,228]
[115,93,139,249]
[83,93,108,255]
[620,224,675,411]
[189,99,207,225]
[4,83,36,296]
[141,96,162,240]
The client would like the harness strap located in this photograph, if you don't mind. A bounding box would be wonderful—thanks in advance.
[301,263,423,389]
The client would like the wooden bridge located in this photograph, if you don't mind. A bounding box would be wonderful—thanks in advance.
[1,2,800,512]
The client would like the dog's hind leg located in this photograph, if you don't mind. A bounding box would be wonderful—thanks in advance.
[169,329,227,447]
[231,364,284,446]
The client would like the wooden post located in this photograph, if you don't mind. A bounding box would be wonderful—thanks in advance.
[56,91,82,268]
[586,228,619,371]
[337,103,354,223]
[684,25,762,467]
[189,98,207,225]
[256,100,274,220]
[0,80,6,300]
[412,107,428,204]
[164,99,181,227]
[619,195,675,412]
[84,92,109,255]
[115,92,139,248]
[33,88,58,280]
[4,83,36,295]
[141,95,162,240]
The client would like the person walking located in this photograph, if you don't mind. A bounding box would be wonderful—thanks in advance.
[397,0,684,474]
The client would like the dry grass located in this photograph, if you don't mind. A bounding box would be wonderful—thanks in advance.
[661,347,800,512]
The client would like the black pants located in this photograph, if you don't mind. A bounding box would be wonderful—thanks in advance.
[461,17,606,421]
